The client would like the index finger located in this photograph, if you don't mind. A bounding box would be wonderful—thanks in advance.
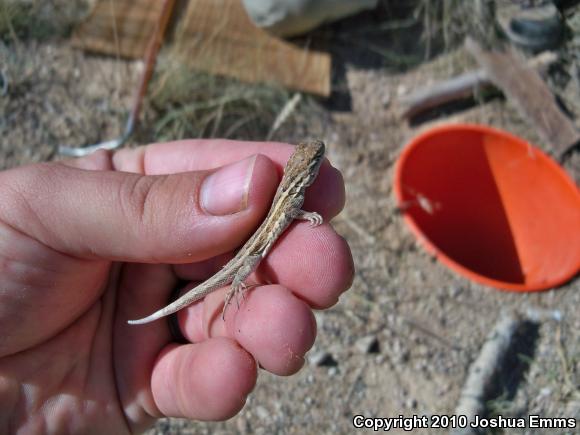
[112,139,346,219]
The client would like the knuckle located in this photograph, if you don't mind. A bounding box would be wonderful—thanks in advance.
[117,174,164,230]
[116,173,198,243]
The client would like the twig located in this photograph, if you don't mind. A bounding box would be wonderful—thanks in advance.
[451,307,562,435]
[266,92,302,141]
[401,316,463,351]
[399,70,486,119]
[398,51,557,119]
[452,311,521,435]
[342,365,366,415]
[555,322,575,393]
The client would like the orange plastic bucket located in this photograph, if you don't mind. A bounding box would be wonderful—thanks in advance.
[394,124,580,291]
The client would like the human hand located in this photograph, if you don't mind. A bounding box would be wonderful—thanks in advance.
[0,140,353,434]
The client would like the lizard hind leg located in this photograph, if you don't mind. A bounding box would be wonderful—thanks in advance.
[222,281,259,319]
[221,254,262,319]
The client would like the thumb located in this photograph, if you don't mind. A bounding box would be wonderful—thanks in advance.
[0,155,278,263]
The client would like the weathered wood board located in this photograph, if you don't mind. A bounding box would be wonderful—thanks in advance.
[171,0,330,96]
[466,38,579,158]
[72,0,174,59]
[72,0,331,96]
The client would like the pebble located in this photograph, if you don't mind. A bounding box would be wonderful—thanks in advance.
[414,270,425,282]
[308,350,337,367]
[382,92,391,108]
[236,417,251,433]
[328,367,339,376]
[406,398,418,409]
[539,387,552,398]
[449,286,463,298]
[314,311,325,329]
[255,406,269,420]
[355,335,380,354]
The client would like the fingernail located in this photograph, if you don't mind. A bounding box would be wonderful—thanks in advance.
[201,155,257,216]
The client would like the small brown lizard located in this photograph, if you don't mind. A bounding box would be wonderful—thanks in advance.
[128,140,326,325]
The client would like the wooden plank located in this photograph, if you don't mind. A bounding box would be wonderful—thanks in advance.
[173,0,331,96]
[71,0,173,59]
[466,38,579,158]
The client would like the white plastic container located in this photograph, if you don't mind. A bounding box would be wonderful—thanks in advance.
[242,0,378,36]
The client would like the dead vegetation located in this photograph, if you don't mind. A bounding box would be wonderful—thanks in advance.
[148,57,295,142]
[146,0,503,144]
[0,0,499,148]
[0,0,90,42]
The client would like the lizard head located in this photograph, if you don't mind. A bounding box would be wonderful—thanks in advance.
[284,140,326,188]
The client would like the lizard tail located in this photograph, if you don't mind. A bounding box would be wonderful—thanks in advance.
[127,307,172,325]
[127,294,192,325]
[127,270,235,325]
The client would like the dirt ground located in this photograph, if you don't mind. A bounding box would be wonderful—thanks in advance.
[1,1,579,434]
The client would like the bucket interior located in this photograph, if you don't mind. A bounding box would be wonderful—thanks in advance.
[396,126,580,290]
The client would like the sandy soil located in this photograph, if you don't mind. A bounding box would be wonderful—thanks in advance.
[1,2,579,434]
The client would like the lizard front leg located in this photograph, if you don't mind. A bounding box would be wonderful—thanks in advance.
[222,254,262,318]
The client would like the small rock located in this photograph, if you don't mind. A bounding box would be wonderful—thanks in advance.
[255,405,269,420]
[414,270,425,282]
[382,92,391,108]
[355,335,380,354]
[392,339,402,354]
[374,354,386,364]
[448,286,463,298]
[308,350,337,367]
[314,311,325,329]
[328,367,339,376]
[397,84,408,96]
[406,398,418,409]
[539,387,552,398]
[236,417,251,433]
[328,131,341,146]
[398,349,410,363]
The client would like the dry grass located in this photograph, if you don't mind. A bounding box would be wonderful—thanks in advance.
[148,53,299,142]
[416,0,500,55]
[0,0,492,145]
[0,0,506,147]
[336,0,496,70]
[0,0,90,43]
[142,0,497,143]
[1,0,305,145]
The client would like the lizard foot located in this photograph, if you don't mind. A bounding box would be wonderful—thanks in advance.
[222,282,248,320]
[307,212,323,227]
